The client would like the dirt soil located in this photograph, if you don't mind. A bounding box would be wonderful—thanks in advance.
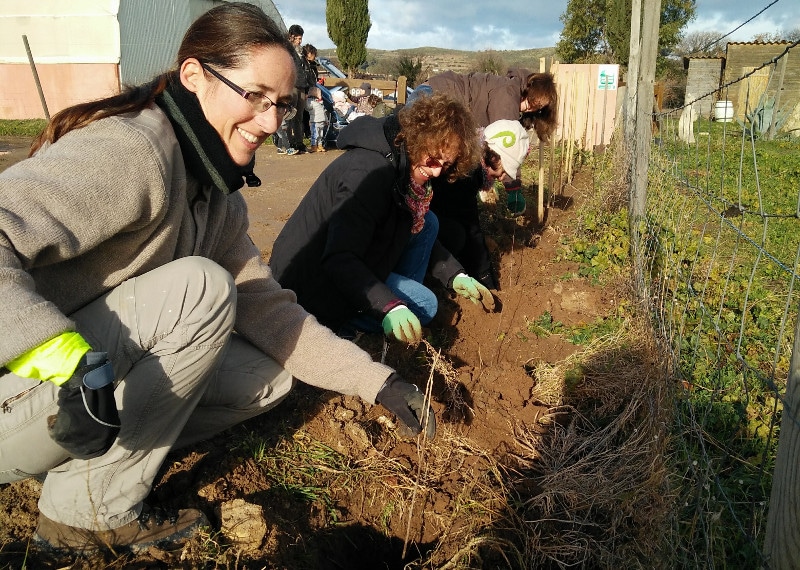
[0,137,612,569]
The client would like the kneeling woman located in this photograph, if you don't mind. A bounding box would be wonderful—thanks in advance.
[270,94,493,345]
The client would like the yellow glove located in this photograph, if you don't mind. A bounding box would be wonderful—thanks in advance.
[6,332,91,385]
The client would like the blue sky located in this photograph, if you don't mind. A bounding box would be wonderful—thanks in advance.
[273,0,797,51]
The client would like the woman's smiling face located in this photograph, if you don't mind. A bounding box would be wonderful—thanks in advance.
[410,150,457,185]
[181,46,296,166]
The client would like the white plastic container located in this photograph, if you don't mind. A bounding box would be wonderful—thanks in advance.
[714,100,734,122]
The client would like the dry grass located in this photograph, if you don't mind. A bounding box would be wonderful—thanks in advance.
[502,317,676,569]
[389,317,678,569]
[6,295,676,570]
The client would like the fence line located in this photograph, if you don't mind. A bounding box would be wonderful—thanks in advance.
[631,41,800,567]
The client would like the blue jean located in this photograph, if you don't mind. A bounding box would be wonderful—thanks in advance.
[350,211,439,333]
[275,119,290,150]
[310,121,325,147]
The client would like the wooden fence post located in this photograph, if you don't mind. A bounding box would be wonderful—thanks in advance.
[767,54,788,141]
[764,305,800,567]
[629,0,659,293]
[536,57,553,225]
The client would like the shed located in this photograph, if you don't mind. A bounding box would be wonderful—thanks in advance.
[683,56,725,118]
[721,41,800,132]
[0,0,286,119]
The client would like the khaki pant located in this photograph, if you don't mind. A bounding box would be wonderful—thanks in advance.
[0,257,293,529]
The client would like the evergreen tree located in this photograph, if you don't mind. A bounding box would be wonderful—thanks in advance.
[556,0,607,63]
[326,0,371,77]
[557,0,695,67]
[395,55,423,87]
[606,0,631,63]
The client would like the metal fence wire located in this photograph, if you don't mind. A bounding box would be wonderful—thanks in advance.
[636,41,800,568]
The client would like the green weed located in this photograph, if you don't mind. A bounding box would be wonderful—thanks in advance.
[645,121,798,566]
[526,311,624,345]
[0,120,46,137]
[254,432,358,524]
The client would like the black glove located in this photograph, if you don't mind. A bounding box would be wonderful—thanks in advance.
[47,351,121,460]
[476,266,499,291]
[376,373,436,439]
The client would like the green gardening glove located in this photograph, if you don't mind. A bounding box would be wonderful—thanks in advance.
[381,305,422,344]
[452,273,496,312]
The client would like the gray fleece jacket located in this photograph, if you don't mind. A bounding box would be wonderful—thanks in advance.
[0,105,392,403]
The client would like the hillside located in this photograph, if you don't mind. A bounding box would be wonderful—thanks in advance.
[317,46,556,80]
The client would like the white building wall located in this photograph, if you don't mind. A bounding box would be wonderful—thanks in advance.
[0,0,121,64]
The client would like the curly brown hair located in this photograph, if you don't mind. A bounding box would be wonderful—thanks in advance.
[396,93,479,183]
[481,143,502,172]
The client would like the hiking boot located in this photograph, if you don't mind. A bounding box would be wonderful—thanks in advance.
[33,505,208,553]
[309,145,319,153]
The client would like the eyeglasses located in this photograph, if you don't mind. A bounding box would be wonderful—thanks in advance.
[201,62,296,120]
[424,156,453,170]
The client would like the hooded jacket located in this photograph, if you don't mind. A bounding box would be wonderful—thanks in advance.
[269,115,464,330]
[426,68,531,128]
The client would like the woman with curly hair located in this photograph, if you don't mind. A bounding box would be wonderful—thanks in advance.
[407,70,558,287]
[270,93,494,345]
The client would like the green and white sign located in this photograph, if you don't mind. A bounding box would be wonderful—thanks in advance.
[598,65,617,90]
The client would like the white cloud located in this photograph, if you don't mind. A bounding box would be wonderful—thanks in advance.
[273,0,798,52]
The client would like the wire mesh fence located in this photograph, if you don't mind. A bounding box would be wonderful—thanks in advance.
[636,41,800,567]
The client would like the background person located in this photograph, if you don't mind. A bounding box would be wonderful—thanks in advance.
[286,24,310,153]
[306,85,328,152]
[370,93,392,118]
[354,82,375,116]
[332,89,356,120]
[301,43,320,142]
[269,94,494,346]
[413,69,558,141]
[0,2,433,555]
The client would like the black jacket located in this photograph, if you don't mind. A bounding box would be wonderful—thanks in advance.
[292,49,310,91]
[269,115,463,329]
[430,167,496,288]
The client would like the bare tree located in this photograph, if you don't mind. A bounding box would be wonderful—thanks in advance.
[752,28,800,42]
[674,30,726,57]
